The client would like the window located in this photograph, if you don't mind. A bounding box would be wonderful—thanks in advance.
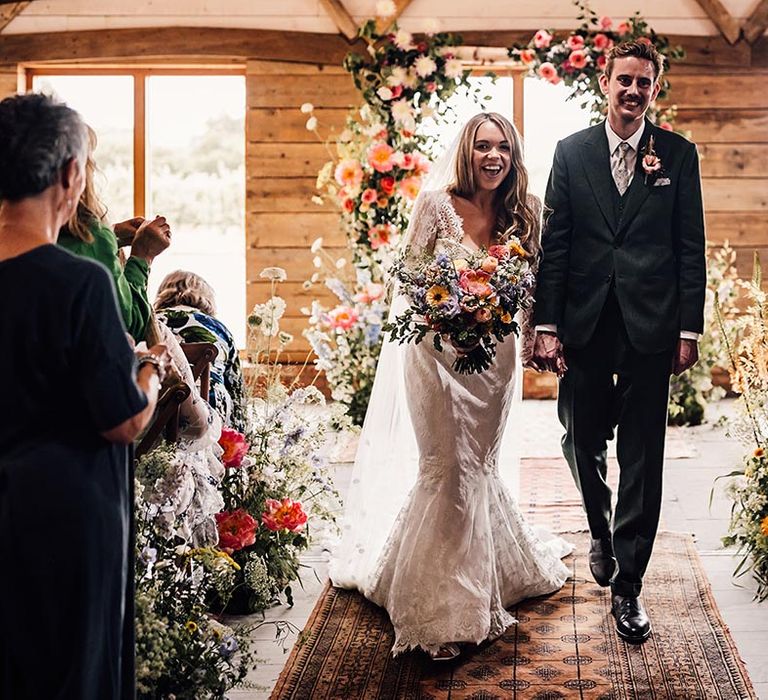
[31,69,247,346]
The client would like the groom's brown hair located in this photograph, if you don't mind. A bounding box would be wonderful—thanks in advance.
[604,40,664,81]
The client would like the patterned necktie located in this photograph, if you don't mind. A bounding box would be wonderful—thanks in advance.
[612,141,632,195]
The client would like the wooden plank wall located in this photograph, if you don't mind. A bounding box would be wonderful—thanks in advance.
[0,63,20,98]
[670,62,768,282]
[246,59,357,361]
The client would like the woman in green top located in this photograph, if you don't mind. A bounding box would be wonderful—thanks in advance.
[58,126,172,341]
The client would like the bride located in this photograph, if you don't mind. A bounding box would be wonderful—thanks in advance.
[329,112,572,661]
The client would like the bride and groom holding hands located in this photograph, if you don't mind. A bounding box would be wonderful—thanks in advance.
[330,39,706,659]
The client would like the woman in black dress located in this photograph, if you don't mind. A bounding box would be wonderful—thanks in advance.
[0,94,170,699]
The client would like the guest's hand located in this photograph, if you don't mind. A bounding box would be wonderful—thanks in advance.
[131,215,172,264]
[531,331,567,377]
[113,217,144,247]
[136,343,173,383]
[672,338,699,375]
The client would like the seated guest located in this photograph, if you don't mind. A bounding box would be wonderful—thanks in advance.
[0,93,171,700]
[58,125,172,342]
[154,270,247,433]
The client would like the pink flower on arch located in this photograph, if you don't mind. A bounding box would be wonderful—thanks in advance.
[367,142,395,173]
[538,62,559,83]
[519,49,536,65]
[617,21,631,35]
[334,159,363,188]
[593,33,611,51]
[567,34,585,50]
[361,188,378,205]
[596,55,607,71]
[569,50,588,70]
[599,16,613,29]
[533,29,553,49]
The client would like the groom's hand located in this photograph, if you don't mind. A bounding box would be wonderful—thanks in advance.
[672,338,699,375]
[531,332,567,377]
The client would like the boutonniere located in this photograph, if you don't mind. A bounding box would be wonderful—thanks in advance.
[641,134,664,184]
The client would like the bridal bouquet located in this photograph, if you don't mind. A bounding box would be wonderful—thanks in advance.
[385,239,535,374]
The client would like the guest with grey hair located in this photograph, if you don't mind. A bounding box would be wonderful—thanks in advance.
[0,93,170,700]
[155,269,247,432]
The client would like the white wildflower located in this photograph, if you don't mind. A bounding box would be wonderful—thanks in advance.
[310,236,324,253]
[414,55,437,78]
[313,255,322,268]
[311,195,324,206]
[305,116,318,131]
[377,86,394,101]
[394,29,414,50]
[423,17,441,34]
[335,258,347,269]
[391,98,414,124]
[259,266,287,282]
[300,102,314,113]
[444,58,464,79]
[387,67,408,87]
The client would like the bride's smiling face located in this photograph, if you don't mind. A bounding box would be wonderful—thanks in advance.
[471,121,512,192]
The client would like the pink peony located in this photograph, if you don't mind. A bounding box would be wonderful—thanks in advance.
[367,223,396,249]
[488,244,511,261]
[534,29,553,49]
[567,34,585,50]
[216,509,258,554]
[538,62,559,83]
[361,188,378,205]
[367,142,395,173]
[334,159,363,188]
[569,50,588,70]
[593,33,611,51]
[459,269,493,298]
[218,427,249,468]
[328,305,358,330]
[596,54,607,71]
[261,498,308,533]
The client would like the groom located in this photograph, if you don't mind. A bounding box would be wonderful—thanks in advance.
[532,40,706,643]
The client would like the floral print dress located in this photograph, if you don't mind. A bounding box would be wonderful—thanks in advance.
[156,305,247,433]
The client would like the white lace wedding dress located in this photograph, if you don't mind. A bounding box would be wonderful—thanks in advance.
[330,190,572,656]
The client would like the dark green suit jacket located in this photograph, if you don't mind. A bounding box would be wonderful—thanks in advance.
[534,119,706,354]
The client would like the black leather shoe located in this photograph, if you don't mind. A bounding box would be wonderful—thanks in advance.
[589,537,616,587]
[611,594,651,643]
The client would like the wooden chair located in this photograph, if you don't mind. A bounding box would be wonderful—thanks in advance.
[134,342,218,458]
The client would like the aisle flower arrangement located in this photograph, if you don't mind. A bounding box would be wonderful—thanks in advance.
[509,0,685,126]
[215,267,344,611]
[717,255,768,600]
[668,243,740,425]
[304,238,388,425]
[134,444,255,698]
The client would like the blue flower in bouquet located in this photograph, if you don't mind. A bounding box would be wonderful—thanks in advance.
[365,322,382,346]
[219,635,239,659]
[440,296,461,318]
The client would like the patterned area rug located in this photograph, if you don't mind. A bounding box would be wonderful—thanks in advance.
[270,532,755,699]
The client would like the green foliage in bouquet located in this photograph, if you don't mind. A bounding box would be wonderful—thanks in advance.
[715,254,768,600]
[668,244,740,426]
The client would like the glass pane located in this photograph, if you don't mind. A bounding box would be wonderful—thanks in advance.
[146,75,246,347]
[31,75,134,223]
[523,78,592,200]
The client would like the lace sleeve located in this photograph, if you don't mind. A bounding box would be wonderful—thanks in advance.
[400,189,440,266]
[520,195,542,366]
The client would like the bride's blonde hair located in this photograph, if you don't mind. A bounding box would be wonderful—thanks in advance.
[448,112,539,256]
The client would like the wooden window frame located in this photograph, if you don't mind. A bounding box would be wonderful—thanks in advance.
[25,65,245,218]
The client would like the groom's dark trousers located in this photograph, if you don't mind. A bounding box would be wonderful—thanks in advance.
[558,288,674,596]
[534,119,706,597]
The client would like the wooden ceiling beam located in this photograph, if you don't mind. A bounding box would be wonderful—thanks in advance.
[376,0,413,33]
[0,27,362,64]
[693,0,742,44]
[0,1,30,33]
[319,0,358,41]
[743,0,768,44]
